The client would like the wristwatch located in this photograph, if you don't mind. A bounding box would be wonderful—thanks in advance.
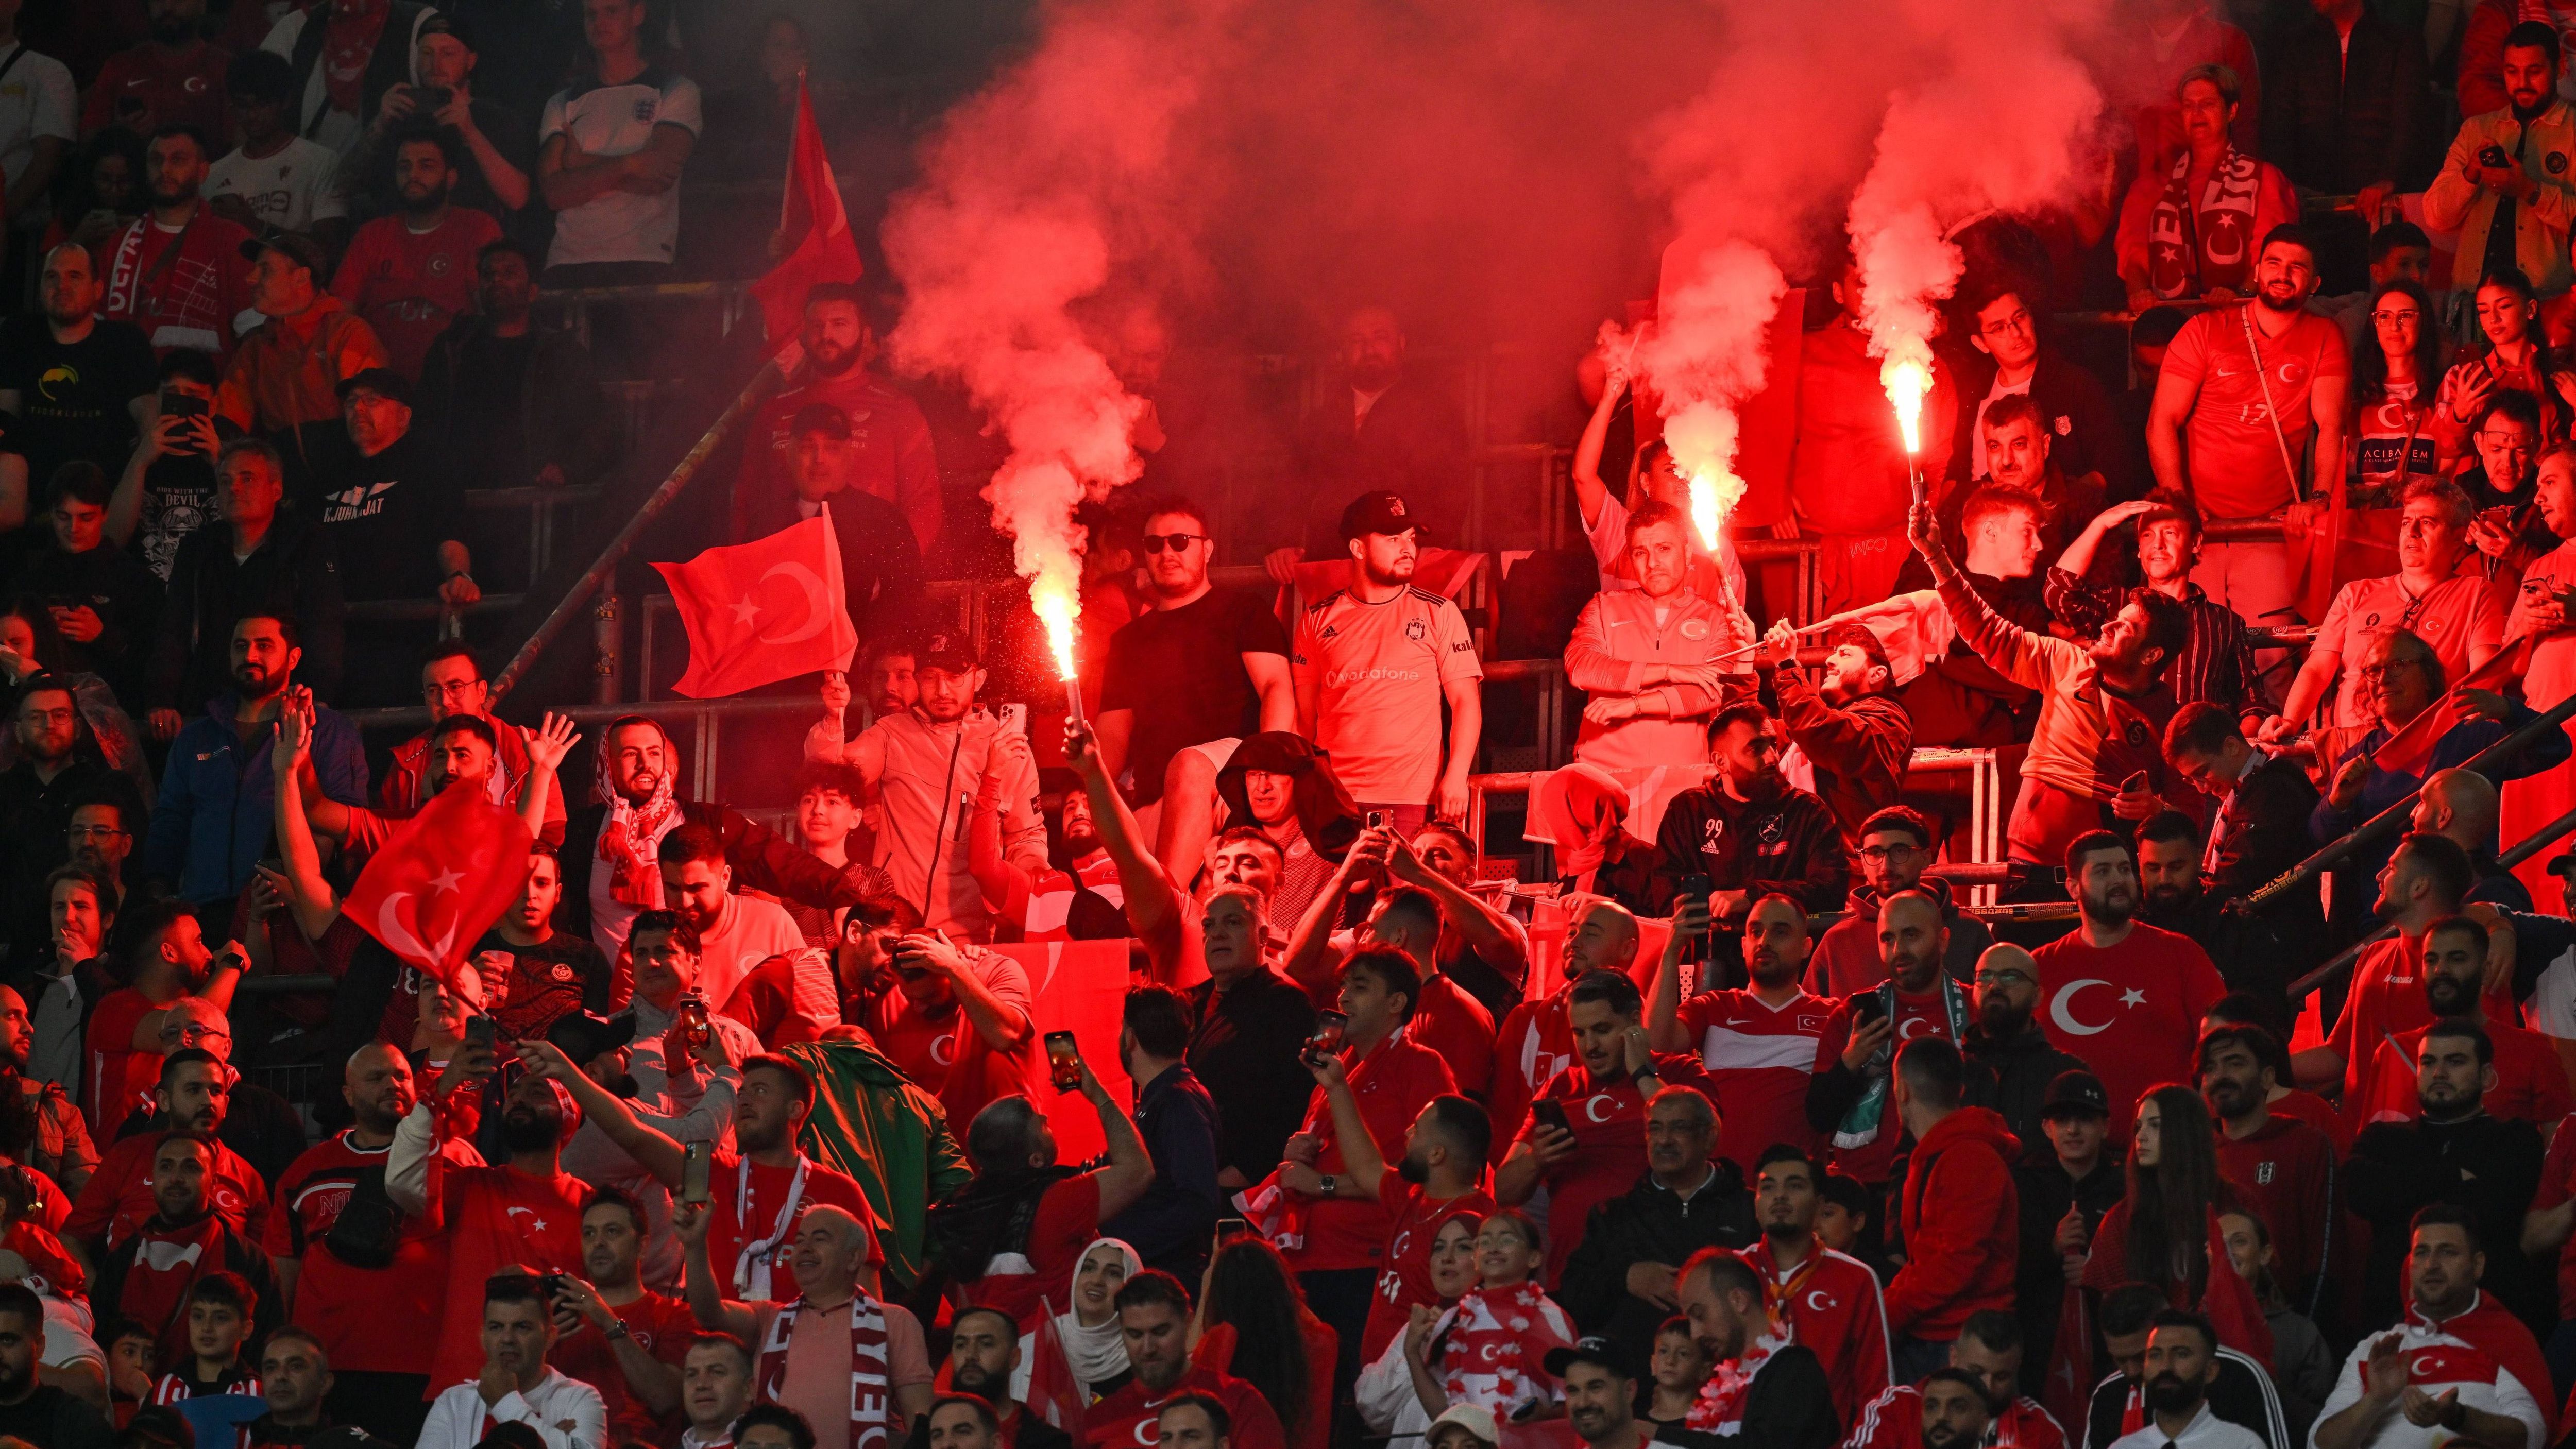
[604,1319,632,1341]
[1320,1175,1337,1196]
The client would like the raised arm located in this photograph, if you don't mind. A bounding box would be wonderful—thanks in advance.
[268,690,342,941]
[1571,365,1630,531]
[1387,832,1524,991]
[1079,1055,1155,1221]
[1647,894,1711,1052]
[1281,836,1382,999]
[1066,721,1193,978]
[896,934,1031,1054]
[520,1039,690,1187]
[672,1200,760,1342]
[517,714,581,840]
[2055,498,2157,580]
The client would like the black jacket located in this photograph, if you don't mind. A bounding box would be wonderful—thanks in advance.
[1768,662,1913,843]
[10,543,163,710]
[1944,347,2137,503]
[1736,1343,1842,1449]
[149,510,345,710]
[2011,1152,2125,1394]
[1183,966,1317,1184]
[1290,376,1470,555]
[554,799,874,947]
[2083,1351,2290,1449]
[2208,753,2324,905]
[2348,1113,2549,1334]
[1965,1022,2089,1154]
[1557,1163,1755,1375]
[733,482,924,643]
[2262,8,2430,195]
[1098,1063,1222,1279]
[0,757,143,961]
[1649,782,1850,917]
[416,316,616,488]
[2140,888,2300,1041]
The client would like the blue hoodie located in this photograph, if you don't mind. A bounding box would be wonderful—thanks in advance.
[144,694,369,903]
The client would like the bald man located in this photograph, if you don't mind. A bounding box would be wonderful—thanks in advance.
[1960,945,2086,1151]
[129,994,306,1186]
[1492,898,1640,1165]
[1807,892,1970,1187]
[2413,768,2534,910]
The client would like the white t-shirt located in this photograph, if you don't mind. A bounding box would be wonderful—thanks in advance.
[694,892,824,1022]
[0,44,74,229]
[540,67,703,269]
[1289,584,1484,803]
[205,137,352,233]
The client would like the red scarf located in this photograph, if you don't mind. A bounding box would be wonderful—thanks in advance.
[2147,145,2266,299]
[756,1295,893,1449]
[595,735,681,908]
[1438,1283,1567,1419]
[116,1214,228,1369]
[320,0,392,118]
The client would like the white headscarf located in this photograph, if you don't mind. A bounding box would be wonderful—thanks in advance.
[1052,1237,1143,1393]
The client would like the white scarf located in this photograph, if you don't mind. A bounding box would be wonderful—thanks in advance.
[1053,1238,1142,1389]
[734,1154,809,1299]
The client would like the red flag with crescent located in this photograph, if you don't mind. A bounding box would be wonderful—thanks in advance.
[655,508,859,698]
[747,75,862,354]
[2370,636,2533,778]
[344,780,534,989]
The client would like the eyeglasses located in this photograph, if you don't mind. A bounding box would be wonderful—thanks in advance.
[1141,534,1206,554]
[1975,969,2033,988]
[1857,844,1920,862]
[67,824,126,840]
[1979,308,2032,336]
[2359,660,2421,679]
[2371,309,2422,326]
[2477,432,2536,453]
[422,680,486,702]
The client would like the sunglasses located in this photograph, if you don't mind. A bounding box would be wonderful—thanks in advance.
[1141,534,1205,554]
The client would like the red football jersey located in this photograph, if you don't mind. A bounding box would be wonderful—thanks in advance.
[1849,1385,2066,1449]
[963,1173,1099,1329]
[415,1153,587,1391]
[328,208,505,376]
[704,1152,885,1306]
[84,989,160,1137]
[2363,1019,2575,1128]
[67,1130,267,1249]
[1516,1055,1707,1288]
[264,1130,462,1375]
[1488,987,1577,1170]
[548,1289,697,1444]
[1682,988,1832,1174]
[2030,923,2227,1140]
[1360,1180,1496,1363]
[1084,1367,1284,1449]
[1283,1034,1456,1273]
[1738,1242,1891,1428]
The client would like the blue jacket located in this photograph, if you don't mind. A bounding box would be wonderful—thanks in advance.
[145,695,369,903]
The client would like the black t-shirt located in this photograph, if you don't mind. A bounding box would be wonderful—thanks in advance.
[0,1383,112,1449]
[450,330,538,484]
[1097,586,1289,803]
[135,451,220,582]
[299,430,463,600]
[469,927,614,1043]
[0,316,157,487]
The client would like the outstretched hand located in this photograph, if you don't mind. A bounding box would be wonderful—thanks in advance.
[527,712,582,775]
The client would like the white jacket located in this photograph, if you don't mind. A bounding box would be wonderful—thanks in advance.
[1355,1335,1432,1446]
[420,1368,607,1449]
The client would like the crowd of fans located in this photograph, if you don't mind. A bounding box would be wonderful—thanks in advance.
[33,7,2576,1449]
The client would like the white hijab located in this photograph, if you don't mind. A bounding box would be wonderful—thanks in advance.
[1050,1237,1143,1394]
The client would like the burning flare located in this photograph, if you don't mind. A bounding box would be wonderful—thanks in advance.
[1660,400,1748,555]
[1030,565,1087,726]
[1883,354,1931,456]
[1686,476,1724,553]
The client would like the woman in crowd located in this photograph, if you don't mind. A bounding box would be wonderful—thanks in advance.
[2081,1086,2272,1362]
[1058,1238,1140,1401]
[2347,278,2448,506]
[2437,268,2576,451]
[2221,1210,2332,1440]
[1360,1214,1480,1444]
[1193,1236,1335,1449]
[1405,1211,1575,1430]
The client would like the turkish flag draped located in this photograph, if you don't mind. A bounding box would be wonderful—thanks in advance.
[747,75,862,354]
[1026,1297,1087,1436]
[655,509,859,698]
[2042,1282,2091,1434]
[344,780,533,989]
[2371,636,2534,777]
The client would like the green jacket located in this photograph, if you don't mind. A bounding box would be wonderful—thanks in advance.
[784,1037,971,1295]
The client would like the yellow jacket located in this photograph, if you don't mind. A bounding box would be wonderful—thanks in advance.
[2425,98,2576,292]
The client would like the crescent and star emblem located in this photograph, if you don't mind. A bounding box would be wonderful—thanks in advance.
[730,562,836,645]
[2049,979,2148,1036]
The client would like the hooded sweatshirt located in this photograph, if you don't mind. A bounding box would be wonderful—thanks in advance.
[1806,875,1995,999]
[1884,1106,2020,1340]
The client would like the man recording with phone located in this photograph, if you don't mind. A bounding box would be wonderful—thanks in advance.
[544,1188,694,1446]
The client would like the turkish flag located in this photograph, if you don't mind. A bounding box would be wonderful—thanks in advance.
[747,76,862,354]
[655,509,860,698]
[344,779,533,990]
[2042,1282,2091,1435]
[1026,1298,1087,1437]
[2372,637,2532,777]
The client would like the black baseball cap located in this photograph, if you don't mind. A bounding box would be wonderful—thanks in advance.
[918,632,978,672]
[239,228,327,278]
[2041,1069,2110,1119]
[1338,490,1430,543]
[335,367,413,407]
[1541,1335,1628,1379]
[546,1009,637,1065]
[2547,854,2576,876]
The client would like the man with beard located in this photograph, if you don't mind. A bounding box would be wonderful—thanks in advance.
[2358,916,2571,1127]
[328,134,504,378]
[83,0,229,140]
[2147,227,2348,644]
[2430,22,2576,292]
[2012,1072,2126,1399]
[146,444,349,728]
[90,1133,281,1368]
[1554,1081,1754,1373]
[260,1041,460,1443]
[115,995,302,1187]
[2291,833,2496,1121]
[1846,1313,2064,1449]
[1807,808,1992,998]
[299,369,473,650]
[415,240,614,491]
[1498,971,1717,1288]
[677,1335,756,1449]
[1294,1055,1490,1367]
[735,405,922,647]
[1730,1146,1890,1429]
[545,1189,695,1445]
[1095,496,1294,877]
[904,1310,1072,1449]
[0,676,144,957]
[1540,1335,1688,1449]
[809,633,1045,941]
[843,900,1040,1132]
[0,980,95,1194]
[1651,892,1831,1176]
[2049,496,2267,715]
[1962,944,2088,1151]
[1273,304,1471,577]
[2410,770,2532,910]
[1651,703,1849,960]
[2198,1025,2340,1320]
[2107,1314,2267,1449]
[677,1202,939,1449]
[0,246,156,490]
[99,126,258,360]
[69,1050,267,1250]
[1071,1270,1281,1449]
[1291,491,1484,832]
[2029,831,2227,1144]
[1761,620,1912,845]
[1910,1371,1992,1449]
[2348,1023,2552,1332]
[2313,1208,2551,1449]
[2083,1284,2290,1449]
[657,820,835,1034]
[1489,899,1638,1171]
[2133,814,2296,1037]
[417,1270,607,1449]
[2267,482,2504,753]
[738,284,941,557]
[149,610,367,908]
[1674,1248,1841,1449]
[935,1078,1151,1336]
[388,1049,590,1394]
[1279,837,1511,1085]
[1805,891,1972,1187]
[542,1045,884,1307]
[1921,398,2104,574]
[1565,501,1756,772]
[84,901,237,1139]
[1908,498,2193,871]
[21,865,120,1116]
